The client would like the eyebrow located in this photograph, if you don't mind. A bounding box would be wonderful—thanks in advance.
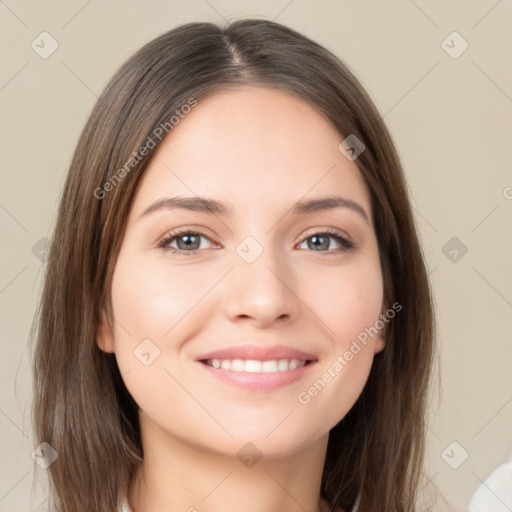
[138,195,370,224]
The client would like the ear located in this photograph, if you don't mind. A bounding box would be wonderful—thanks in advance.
[373,334,385,354]
[97,310,115,353]
[373,303,387,354]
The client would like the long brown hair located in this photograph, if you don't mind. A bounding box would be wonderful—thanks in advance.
[30,18,435,512]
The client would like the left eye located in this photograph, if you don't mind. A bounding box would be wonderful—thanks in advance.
[297,230,354,252]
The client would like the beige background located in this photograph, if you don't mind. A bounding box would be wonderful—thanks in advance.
[1,1,511,511]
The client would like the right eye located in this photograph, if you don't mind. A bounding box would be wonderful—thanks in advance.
[158,230,219,255]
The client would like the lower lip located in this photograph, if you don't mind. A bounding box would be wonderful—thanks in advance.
[197,361,316,390]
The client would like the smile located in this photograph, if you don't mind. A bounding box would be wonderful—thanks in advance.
[195,344,318,391]
[202,358,311,373]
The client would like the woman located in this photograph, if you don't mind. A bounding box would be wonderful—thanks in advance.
[31,18,435,512]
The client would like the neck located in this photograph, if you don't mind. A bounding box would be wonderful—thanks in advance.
[128,411,331,512]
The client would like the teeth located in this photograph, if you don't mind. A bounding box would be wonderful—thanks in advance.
[261,360,277,372]
[245,360,262,372]
[231,359,245,372]
[204,358,307,373]
[288,359,299,370]
[278,359,289,371]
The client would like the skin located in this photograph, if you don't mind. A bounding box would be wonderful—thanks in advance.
[98,86,385,512]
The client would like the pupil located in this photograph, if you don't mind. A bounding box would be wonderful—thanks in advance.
[179,234,199,250]
[309,235,329,251]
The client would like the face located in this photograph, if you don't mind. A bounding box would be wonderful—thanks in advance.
[98,87,385,459]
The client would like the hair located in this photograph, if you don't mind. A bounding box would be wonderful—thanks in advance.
[30,18,436,512]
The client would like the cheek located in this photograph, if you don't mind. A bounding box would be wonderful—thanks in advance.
[110,253,216,347]
[108,254,213,420]
[294,257,383,427]
[300,256,384,346]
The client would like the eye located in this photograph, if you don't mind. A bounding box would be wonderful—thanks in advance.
[158,228,355,256]
[159,230,218,255]
[296,228,354,253]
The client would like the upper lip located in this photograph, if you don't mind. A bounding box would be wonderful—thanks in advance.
[196,344,318,362]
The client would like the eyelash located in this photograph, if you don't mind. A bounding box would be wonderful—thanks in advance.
[158,228,355,256]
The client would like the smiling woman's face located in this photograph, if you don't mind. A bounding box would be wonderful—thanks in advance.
[98,86,385,458]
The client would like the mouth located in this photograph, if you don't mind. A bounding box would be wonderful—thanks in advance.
[200,358,313,372]
[195,345,318,390]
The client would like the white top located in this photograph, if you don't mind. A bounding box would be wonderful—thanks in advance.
[468,453,512,511]
[120,491,360,512]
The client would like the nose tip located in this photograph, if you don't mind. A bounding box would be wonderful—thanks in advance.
[223,260,299,328]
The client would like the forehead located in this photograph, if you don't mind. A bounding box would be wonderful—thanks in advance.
[129,86,371,221]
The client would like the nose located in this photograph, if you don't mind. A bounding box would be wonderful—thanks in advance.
[222,250,300,329]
